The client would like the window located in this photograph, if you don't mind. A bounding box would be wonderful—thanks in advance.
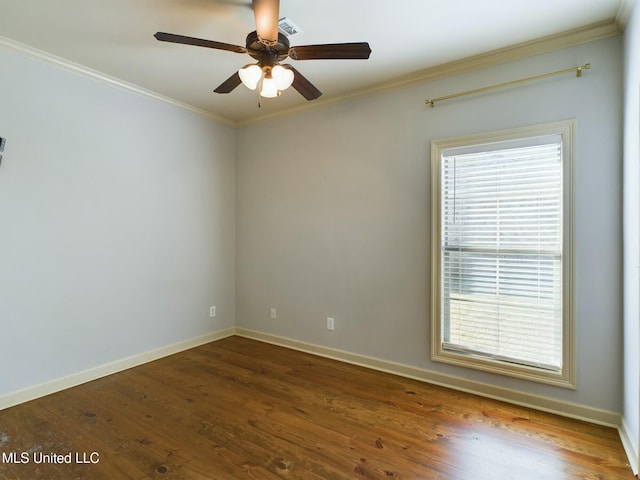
[431,121,575,388]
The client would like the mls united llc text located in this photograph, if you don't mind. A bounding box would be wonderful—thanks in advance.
[2,451,100,464]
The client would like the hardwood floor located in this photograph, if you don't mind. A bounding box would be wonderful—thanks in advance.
[0,336,634,479]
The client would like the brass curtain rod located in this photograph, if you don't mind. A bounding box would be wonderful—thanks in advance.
[425,63,591,107]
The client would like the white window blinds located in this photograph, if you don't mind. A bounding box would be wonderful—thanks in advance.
[440,136,563,371]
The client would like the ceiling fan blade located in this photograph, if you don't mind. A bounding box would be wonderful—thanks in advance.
[154,32,247,54]
[214,71,242,94]
[252,0,279,43]
[289,42,372,60]
[283,65,322,101]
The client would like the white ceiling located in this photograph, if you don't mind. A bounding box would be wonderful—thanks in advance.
[0,0,627,125]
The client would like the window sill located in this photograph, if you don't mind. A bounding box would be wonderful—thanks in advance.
[431,346,576,389]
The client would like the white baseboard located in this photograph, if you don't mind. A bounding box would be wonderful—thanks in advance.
[235,327,621,428]
[1,326,631,469]
[0,327,235,411]
[620,418,640,476]
[2,326,634,473]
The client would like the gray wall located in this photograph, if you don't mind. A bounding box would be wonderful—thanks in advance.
[236,36,623,412]
[623,0,640,467]
[0,48,236,397]
[0,31,626,419]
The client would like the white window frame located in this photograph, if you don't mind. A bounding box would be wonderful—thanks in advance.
[430,120,575,389]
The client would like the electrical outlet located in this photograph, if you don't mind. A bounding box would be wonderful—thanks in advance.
[209,306,216,318]
[327,317,335,331]
[270,308,277,319]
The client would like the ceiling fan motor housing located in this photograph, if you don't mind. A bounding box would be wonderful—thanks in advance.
[245,30,290,65]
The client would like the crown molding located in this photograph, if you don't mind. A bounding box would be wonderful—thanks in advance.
[616,0,637,29]
[0,18,621,130]
[0,34,236,127]
[237,19,621,127]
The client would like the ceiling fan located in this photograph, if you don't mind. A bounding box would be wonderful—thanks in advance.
[154,0,371,101]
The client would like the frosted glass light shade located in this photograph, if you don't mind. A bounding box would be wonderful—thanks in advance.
[272,65,294,91]
[238,64,262,90]
[260,77,279,98]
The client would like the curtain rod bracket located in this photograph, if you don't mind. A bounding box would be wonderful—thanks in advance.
[576,63,591,77]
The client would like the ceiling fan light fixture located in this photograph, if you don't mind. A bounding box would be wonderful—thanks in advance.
[155,0,370,103]
[238,64,262,90]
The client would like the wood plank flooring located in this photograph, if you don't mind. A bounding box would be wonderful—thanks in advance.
[0,336,634,479]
